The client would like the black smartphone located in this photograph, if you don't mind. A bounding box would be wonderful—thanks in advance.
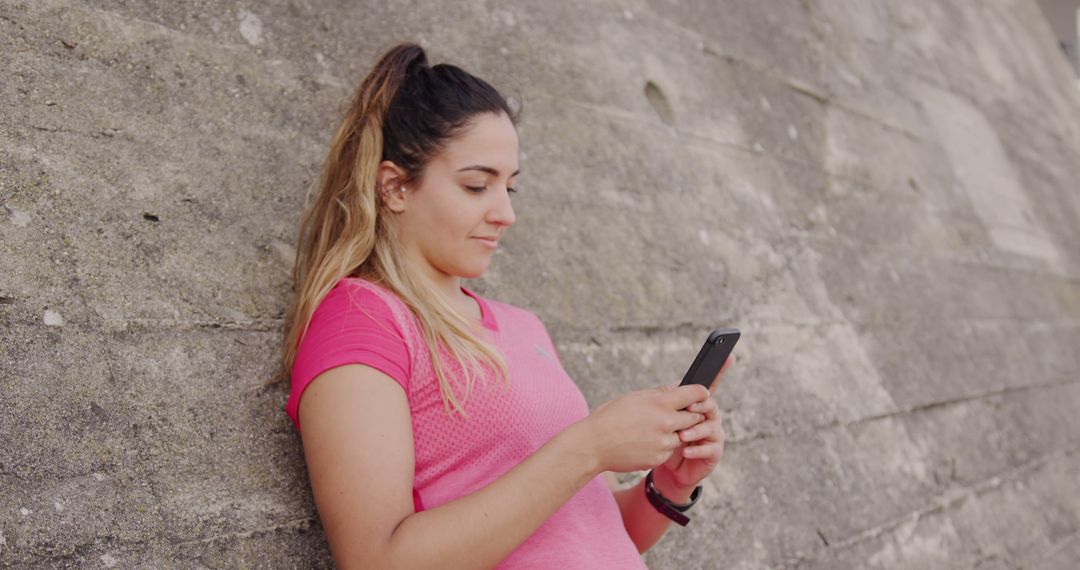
[679,328,740,389]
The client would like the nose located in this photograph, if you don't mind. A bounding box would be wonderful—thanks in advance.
[487,186,516,228]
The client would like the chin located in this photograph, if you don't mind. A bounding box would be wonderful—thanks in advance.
[457,267,488,279]
[454,261,491,280]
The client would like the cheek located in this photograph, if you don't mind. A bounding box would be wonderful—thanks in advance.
[419,201,471,242]
[410,196,477,258]
[429,193,480,234]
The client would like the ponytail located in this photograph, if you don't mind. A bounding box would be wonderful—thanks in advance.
[280,43,515,418]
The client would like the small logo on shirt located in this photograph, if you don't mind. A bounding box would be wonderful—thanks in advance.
[534,344,554,361]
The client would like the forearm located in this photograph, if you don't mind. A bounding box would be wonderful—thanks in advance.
[613,468,695,554]
[382,424,599,569]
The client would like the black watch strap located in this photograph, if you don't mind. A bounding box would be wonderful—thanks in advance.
[644,470,702,527]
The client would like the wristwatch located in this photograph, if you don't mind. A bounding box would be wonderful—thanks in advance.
[644,469,702,526]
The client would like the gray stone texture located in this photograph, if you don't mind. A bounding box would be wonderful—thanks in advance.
[2,0,1079,568]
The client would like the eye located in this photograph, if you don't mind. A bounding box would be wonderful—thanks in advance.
[507,186,517,194]
[465,186,486,193]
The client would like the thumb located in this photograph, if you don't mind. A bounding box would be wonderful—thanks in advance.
[663,446,684,472]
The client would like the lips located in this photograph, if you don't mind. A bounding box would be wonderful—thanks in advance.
[472,236,499,247]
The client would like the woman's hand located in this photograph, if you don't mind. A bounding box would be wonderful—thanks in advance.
[579,384,711,474]
[654,356,732,494]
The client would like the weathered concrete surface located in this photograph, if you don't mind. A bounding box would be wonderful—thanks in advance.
[2,0,1079,567]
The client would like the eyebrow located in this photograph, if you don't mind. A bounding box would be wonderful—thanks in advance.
[457,164,521,177]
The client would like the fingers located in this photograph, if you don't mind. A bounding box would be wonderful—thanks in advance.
[678,407,723,443]
[682,441,724,463]
[662,383,709,410]
[671,409,705,431]
[678,417,719,443]
[663,445,683,471]
[683,420,726,457]
[686,396,719,419]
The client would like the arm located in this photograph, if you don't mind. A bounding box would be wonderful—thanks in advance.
[604,358,732,553]
[300,364,602,570]
[300,364,710,569]
[604,469,697,554]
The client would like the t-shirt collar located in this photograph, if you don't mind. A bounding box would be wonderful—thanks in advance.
[460,286,499,332]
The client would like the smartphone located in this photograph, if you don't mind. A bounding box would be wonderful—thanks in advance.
[679,328,740,389]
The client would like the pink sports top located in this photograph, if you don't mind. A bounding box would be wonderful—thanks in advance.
[286,277,646,568]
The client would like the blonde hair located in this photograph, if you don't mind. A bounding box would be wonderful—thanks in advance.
[280,43,513,417]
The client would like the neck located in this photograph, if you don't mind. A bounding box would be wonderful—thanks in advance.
[404,246,468,308]
[428,271,464,305]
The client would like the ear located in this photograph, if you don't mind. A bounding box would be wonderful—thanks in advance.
[377,160,408,213]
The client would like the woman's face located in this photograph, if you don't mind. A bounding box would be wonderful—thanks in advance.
[386,111,519,282]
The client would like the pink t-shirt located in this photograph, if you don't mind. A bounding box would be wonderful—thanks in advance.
[287,277,646,568]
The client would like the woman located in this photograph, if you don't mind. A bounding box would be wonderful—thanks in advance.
[281,42,729,568]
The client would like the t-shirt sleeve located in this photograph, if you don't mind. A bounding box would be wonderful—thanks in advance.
[285,280,411,432]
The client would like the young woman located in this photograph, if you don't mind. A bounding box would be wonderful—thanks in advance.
[281,43,729,569]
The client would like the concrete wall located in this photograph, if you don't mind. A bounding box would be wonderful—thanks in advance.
[1038,0,1078,45]
[1037,0,1080,75]
[3,0,1080,567]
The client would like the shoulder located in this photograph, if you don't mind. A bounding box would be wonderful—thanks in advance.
[308,277,414,333]
[287,277,416,430]
[323,277,406,313]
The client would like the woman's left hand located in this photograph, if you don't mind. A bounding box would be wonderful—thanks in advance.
[653,357,730,493]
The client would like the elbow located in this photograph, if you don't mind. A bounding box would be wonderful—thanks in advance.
[332,552,382,570]
[351,521,423,570]
[335,552,399,570]
[329,537,398,570]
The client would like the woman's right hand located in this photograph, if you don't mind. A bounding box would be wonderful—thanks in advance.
[576,384,711,473]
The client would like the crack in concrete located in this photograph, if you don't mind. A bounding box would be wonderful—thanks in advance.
[675,122,822,168]
[800,230,1080,283]
[554,315,1080,339]
[774,445,1080,569]
[0,460,117,484]
[1,317,285,332]
[651,1,927,143]
[651,6,826,98]
[606,321,716,336]
[52,0,256,59]
[1025,528,1080,568]
[26,124,64,133]
[842,446,1079,547]
[824,93,926,143]
[24,124,127,141]
[10,311,1077,336]
[728,375,1080,446]
[168,516,315,549]
[18,535,136,566]
[103,317,285,332]
[543,91,824,171]
[844,375,1080,428]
